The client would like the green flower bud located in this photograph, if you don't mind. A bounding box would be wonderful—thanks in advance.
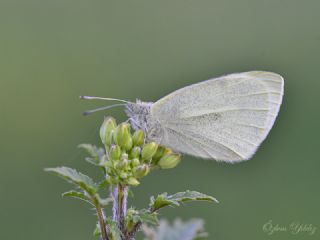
[99,117,117,146]
[151,146,170,164]
[133,164,150,178]
[110,175,120,185]
[120,153,128,161]
[124,138,133,151]
[119,154,129,170]
[114,123,133,150]
[126,177,140,186]
[112,160,119,169]
[129,146,141,159]
[141,142,158,160]
[119,171,128,179]
[163,147,173,155]
[132,130,145,146]
[131,158,140,167]
[110,145,121,160]
[157,153,181,169]
[104,160,113,170]
[119,159,128,169]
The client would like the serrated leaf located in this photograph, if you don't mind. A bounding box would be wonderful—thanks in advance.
[126,208,159,235]
[106,218,122,240]
[85,157,101,166]
[144,219,207,240]
[45,166,98,195]
[78,144,105,166]
[62,190,93,205]
[98,178,109,191]
[93,223,101,237]
[139,209,159,225]
[168,191,218,203]
[150,191,217,211]
[128,189,134,198]
[97,196,113,207]
[150,193,179,210]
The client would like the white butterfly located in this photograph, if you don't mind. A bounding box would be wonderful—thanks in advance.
[82,71,284,163]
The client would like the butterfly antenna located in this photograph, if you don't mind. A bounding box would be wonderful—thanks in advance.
[80,95,132,104]
[83,103,125,116]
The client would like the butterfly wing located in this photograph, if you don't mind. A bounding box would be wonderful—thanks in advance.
[150,71,284,162]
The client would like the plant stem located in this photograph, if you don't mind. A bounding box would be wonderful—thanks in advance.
[126,221,142,240]
[112,184,128,234]
[94,199,109,240]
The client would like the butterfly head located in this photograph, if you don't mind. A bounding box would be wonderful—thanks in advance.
[81,96,162,143]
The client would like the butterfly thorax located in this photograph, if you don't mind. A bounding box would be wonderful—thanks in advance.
[125,100,163,143]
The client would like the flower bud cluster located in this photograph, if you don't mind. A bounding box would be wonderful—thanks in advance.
[100,117,181,186]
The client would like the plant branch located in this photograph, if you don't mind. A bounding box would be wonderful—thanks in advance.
[94,198,109,240]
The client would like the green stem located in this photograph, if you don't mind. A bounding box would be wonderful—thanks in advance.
[94,199,109,240]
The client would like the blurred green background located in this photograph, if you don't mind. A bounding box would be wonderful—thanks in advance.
[0,0,319,239]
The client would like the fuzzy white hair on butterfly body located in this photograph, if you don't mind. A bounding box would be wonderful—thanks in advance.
[125,100,164,144]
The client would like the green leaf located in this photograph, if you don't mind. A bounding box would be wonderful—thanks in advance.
[126,208,158,233]
[150,193,179,210]
[138,209,159,225]
[62,190,93,206]
[143,219,207,240]
[97,196,113,207]
[98,178,110,191]
[78,144,105,166]
[93,223,101,237]
[106,218,122,240]
[128,189,134,198]
[45,166,98,195]
[150,191,218,211]
[168,190,218,203]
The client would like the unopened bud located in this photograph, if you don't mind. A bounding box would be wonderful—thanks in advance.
[114,123,132,150]
[119,155,129,170]
[133,164,150,178]
[157,153,181,169]
[163,148,173,155]
[152,146,166,164]
[126,177,140,186]
[104,160,113,169]
[110,145,121,160]
[100,117,117,146]
[132,130,145,146]
[124,137,133,151]
[119,171,128,179]
[131,158,140,167]
[120,153,128,161]
[110,175,120,185]
[141,142,158,160]
[129,146,141,159]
